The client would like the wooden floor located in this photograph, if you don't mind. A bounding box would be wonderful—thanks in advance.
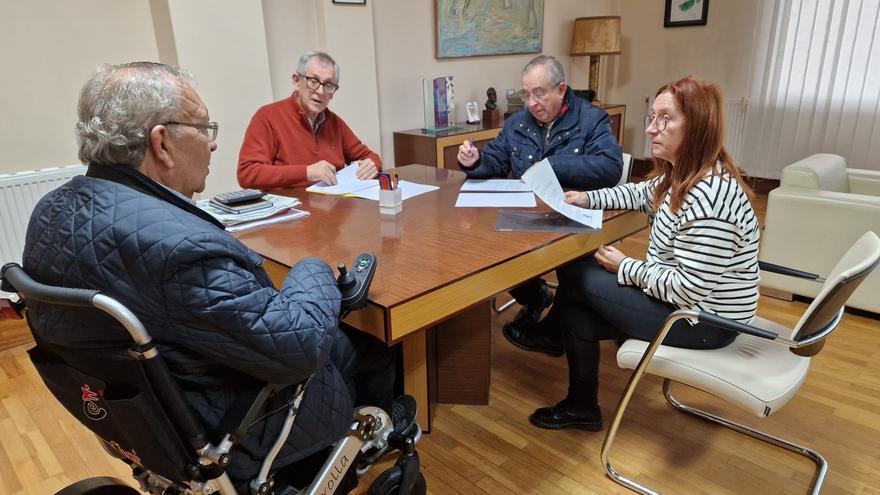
[2,192,879,494]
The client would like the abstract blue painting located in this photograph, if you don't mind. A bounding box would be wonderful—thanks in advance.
[436,0,544,59]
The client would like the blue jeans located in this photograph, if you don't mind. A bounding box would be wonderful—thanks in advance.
[540,257,736,408]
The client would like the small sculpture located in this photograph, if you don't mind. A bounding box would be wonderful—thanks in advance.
[485,87,497,111]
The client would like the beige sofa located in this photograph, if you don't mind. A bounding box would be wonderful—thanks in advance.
[759,153,880,313]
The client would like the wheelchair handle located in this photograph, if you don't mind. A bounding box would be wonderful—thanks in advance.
[1,263,152,346]
[2,263,99,307]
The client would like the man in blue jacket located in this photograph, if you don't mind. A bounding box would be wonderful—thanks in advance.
[458,54,622,356]
[23,62,413,490]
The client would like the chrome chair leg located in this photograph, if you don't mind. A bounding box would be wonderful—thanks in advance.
[662,380,827,495]
[491,296,517,314]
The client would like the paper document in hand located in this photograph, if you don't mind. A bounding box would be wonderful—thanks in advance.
[305,162,378,195]
[520,158,603,229]
[348,180,438,201]
[455,192,536,208]
[460,179,532,192]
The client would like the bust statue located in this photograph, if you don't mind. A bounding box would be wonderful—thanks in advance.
[485,87,497,111]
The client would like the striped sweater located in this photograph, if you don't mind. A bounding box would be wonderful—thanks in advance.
[587,170,760,323]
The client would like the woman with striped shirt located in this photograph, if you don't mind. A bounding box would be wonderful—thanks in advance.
[506,77,761,431]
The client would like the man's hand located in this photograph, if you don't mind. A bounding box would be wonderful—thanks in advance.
[457,140,480,168]
[307,160,338,185]
[356,158,379,180]
[564,190,589,207]
[595,244,626,274]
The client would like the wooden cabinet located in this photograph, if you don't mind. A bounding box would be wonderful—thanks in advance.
[602,103,626,147]
[392,103,625,168]
[393,123,503,169]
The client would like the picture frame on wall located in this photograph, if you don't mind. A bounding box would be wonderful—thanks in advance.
[664,0,708,27]
[332,0,366,5]
[435,0,544,58]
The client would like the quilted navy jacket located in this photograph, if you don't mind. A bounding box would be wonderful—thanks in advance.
[462,88,622,190]
[22,167,353,481]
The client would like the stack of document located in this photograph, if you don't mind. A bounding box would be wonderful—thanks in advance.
[455,179,536,208]
[307,164,438,201]
[197,194,309,232]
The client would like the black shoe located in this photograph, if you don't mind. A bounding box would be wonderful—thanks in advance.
[529,402,603,431]
[509,281,554,327]
[391,394,417,435]
[358,395,421,474]
[502,321,564,357]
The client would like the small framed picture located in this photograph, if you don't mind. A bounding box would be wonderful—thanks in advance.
[664,0,708,27]
[332,0,366,4]
[466,101,480,123]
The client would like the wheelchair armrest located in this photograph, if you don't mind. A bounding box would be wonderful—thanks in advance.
[758,260,822,282]
[697,311,778,340]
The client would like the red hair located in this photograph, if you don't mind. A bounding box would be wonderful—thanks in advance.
[648,76,753,212]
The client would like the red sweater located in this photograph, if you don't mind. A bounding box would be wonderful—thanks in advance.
[237,96,381,189]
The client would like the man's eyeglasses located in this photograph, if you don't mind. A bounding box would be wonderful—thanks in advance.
[299,74,339,95]
[523,82,561,102]
[644,114,671,132]
[162,121,219,141]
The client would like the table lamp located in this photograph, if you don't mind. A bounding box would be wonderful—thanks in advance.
[570,16,621,105]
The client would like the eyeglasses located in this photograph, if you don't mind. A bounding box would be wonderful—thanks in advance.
[644,114,671,132]
[523,82,562,102]
[298,74,339,95]
[162,121,219,141]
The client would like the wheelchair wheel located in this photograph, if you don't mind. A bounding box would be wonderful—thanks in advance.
[54,476,140,495]
[367,466,426,495]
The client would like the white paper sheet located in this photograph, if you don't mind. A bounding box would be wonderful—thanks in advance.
[520,158,603,229]
[225,209,310,232]
[305,162,378,195]
[348,180,439,201]
[460,179,532,192]
[454,192,537,208]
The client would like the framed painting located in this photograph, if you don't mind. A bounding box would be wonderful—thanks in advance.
[435,0,543,59]
[664,0,709,27]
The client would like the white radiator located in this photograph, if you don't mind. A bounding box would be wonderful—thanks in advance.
[642,96,749,165]
[0,164,86,266]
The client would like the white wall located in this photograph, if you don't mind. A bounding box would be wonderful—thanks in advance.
[606,0,761,158]
[372,0,617,166]
[0,1,159,174]
[156,0,274,196]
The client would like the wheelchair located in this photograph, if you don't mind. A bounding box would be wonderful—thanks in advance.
[0,258,426,495]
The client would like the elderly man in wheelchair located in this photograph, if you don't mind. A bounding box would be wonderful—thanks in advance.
[0,61,424,495]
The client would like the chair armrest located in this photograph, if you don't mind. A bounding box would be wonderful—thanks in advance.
[847,168,880,196]
[758,261,821,281]
[696,312,778,340]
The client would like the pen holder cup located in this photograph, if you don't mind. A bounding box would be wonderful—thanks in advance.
[379,188,403,215]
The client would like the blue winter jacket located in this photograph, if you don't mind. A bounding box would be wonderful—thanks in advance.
[22,165,353,482]
[462,88,623,190]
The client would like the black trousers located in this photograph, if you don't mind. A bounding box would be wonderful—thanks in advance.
[509,277,547,307]
[331,323,397,413]
[541,257,736,409]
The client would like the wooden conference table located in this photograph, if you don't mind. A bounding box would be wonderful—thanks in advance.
[235,165,647,429]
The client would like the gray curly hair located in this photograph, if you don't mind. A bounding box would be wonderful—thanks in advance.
[76,62,195,166]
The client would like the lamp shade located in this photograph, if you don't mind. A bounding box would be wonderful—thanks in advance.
[571,16,621,56]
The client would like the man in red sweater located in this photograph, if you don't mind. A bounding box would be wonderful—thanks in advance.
[238,51,381,189]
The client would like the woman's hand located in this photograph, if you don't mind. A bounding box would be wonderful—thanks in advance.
[595,244,626,274]
[564,190,589,207]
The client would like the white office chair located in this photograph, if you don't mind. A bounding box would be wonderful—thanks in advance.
[492,153,634,314]
[601,230,880,495]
